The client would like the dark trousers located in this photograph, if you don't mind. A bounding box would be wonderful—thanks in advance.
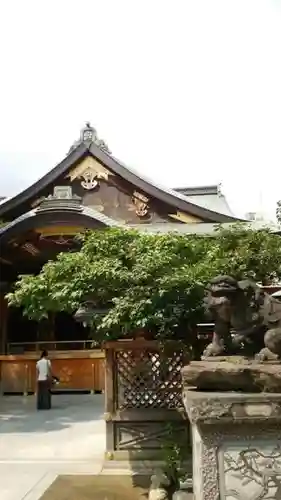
[37,380,51,410]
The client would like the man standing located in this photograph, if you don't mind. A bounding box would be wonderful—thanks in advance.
[36,350,52,410]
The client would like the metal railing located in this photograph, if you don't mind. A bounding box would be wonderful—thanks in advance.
[6,325,216,354]
[6,339,98,354]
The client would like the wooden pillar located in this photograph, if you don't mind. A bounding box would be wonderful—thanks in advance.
[104,345,115,458]
[0,293,8,354]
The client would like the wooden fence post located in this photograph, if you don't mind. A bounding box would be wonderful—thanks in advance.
[104,345,115,457]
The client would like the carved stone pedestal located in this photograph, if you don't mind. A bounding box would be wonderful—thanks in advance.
[183,390,281,500]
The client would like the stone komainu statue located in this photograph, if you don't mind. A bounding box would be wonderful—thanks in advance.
[203,276,281,361]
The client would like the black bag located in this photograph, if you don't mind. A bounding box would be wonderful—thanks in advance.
[52,375,60,385]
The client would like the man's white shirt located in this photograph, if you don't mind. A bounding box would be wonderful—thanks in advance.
[36,358,51,381]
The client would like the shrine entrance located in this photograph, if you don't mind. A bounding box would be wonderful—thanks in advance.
[0,194,116,394]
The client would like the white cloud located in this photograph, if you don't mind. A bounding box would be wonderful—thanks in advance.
[0,0,280,220]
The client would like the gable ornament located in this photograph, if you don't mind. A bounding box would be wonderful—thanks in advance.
[132,191,150,217]
[67,157,113,191]
[68,122,111,155]
[77,165,110,191]
[80,168,99,190]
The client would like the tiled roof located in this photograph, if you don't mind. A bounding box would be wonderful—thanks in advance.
[0,127,241,223]
[0,205,125,240]
[173,185,235,218]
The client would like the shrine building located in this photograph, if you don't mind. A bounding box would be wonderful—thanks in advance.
[0,123,245,393]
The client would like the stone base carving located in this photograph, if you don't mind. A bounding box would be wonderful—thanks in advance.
[183,390,281,500]
[182,358,281,393]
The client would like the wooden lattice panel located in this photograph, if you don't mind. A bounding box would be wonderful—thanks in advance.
[116,422,189,450]
[116,349,184,409]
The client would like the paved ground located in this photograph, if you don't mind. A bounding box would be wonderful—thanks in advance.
[0,394,105,500]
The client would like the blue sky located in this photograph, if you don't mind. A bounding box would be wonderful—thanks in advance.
[0,0,280,220]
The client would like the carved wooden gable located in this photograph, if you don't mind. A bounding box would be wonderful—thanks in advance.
[67,156,114,188]
[65,155,201,224]
[0,124,239,224]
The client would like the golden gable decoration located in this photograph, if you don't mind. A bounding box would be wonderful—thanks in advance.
[67,156,114,191]
[132,191,150,218]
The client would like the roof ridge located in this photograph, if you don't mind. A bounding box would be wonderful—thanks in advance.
[101,148,240,222]
[0,126,242,223]
[174,185,219,195]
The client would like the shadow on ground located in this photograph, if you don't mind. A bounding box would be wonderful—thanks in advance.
[40,475,150,500]
[0,393,104,434]
[40,475,194,500]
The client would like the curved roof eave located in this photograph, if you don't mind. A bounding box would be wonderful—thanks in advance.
[90,145,242,222]
[0,205,125,242]
[0,140,242,223]
[0,143,89,217]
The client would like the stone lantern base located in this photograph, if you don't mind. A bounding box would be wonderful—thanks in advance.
[183,390,281,500]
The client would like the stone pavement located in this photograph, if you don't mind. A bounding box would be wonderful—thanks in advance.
[0,393,105,500]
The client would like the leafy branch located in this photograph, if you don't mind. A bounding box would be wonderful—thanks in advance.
[6,225,281,344]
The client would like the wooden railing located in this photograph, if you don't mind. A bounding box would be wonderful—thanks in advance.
[0,347,105,394]
[7,339,97,354]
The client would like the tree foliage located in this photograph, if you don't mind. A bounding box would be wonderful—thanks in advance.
[6,225,281,342]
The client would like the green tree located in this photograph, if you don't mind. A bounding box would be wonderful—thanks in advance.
[6,225,281,342]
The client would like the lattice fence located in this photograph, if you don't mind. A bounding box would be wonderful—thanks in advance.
[104,340,190,461]
[116,348,185,410]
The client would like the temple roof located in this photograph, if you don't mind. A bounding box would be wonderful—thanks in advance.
[174,184,235,218]
[0,195,125,277]
[0,205,124,242]
[0,124,241,223]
